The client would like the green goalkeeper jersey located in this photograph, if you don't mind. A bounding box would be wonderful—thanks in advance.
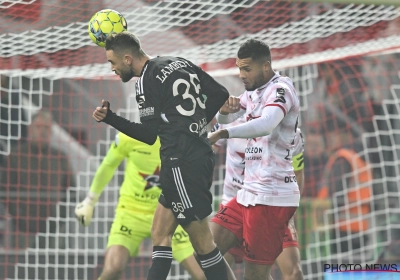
[90,132,161,213]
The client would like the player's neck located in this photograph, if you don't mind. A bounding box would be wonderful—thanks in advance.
[265,70,276,83]
[256,70,276,90]
[135,54,151,76]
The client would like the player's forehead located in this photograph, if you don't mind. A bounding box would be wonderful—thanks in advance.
[236,57,255,68]
[106,49,119,62]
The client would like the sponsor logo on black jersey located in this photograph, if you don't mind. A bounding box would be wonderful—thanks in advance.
[137,95,145,109]
[139,107,154,117]
[189,117,207,136]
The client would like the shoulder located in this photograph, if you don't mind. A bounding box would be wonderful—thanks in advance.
[143,56,196,86]
[265,76,299,108]
[268,78,292,94]
[140,58,166,80]
[146,57,166,70]
[147,56,194,70]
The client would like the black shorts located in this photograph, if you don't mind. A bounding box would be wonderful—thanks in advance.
[159,153,214,226]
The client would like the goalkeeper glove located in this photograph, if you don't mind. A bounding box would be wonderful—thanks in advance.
[75,192,100,226]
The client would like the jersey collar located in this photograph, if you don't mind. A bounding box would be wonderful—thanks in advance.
[140,59,152,77]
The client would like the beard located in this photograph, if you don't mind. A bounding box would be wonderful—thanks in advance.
[120,68,134,83]
[244,72,267,91]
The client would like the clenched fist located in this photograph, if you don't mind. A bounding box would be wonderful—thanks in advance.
[93,99,111,122]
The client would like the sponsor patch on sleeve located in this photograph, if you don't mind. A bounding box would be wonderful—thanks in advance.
[276,88,285,96]
[139,107,155,117]
[136,95,146,109]
[274,87,286,103]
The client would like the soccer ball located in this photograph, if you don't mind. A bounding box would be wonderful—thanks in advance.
[88,9,128,47]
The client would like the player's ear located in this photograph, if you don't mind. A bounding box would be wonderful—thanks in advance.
[263,60,271,71]
[124,54,133,65]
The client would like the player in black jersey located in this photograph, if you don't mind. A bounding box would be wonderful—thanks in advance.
[92,32,236,280]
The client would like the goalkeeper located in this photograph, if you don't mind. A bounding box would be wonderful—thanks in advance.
[75,133,206,280]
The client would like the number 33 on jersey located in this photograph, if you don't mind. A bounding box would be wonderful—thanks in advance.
[134,56,228,162]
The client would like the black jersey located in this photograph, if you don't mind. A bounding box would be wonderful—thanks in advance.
[135,56,229,164]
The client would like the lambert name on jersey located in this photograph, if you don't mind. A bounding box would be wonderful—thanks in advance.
[155,59,193,83]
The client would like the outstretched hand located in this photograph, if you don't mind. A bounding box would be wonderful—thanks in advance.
[219,96,241,115]
[93,99,111,122]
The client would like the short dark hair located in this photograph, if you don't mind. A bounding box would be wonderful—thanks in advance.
[237,39,271,63]
[105,31,144,56]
